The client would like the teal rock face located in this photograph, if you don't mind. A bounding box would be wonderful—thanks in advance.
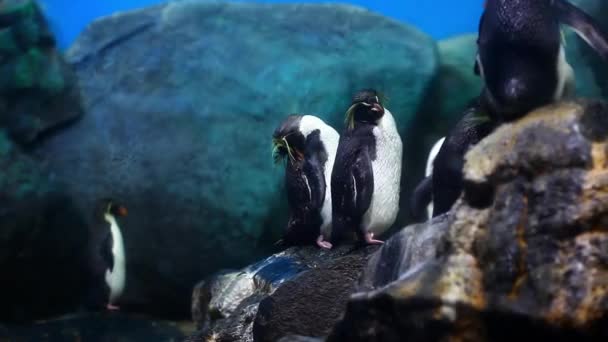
[35,0,438,317]
[566,0,608,99]
[0,0,82,145]
[0,132,89,322]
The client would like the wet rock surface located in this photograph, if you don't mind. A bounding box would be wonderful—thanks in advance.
[188,245,378,342]
[32,0,437,317]
[0,132,90,322]
[328,100,608,341]
[0,0,82,145]
[0,312,193,341]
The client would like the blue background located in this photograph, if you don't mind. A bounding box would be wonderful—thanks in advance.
[39,0,484,49]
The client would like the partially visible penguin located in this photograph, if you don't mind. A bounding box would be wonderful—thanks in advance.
[410,136,445,221]
[476,0,608,122]
[422,0,608,218]
[272,115,339,249]
[330,89,402,246]
[88,198,128,311]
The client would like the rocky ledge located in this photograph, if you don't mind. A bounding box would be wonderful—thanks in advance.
[330,99,608,341]
[194,100,608,341]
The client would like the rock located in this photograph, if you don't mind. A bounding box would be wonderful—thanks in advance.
[0,0,82,145]
[436,34,482,121]
[567,0,608,99]
[33,0,437,317]
[278,336,324,342]
[188,245,378,341]
[0,312,193,341]
[328,100,608,341]
[0,131,90,321]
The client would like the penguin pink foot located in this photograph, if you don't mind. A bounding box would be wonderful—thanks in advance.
[106,304,120,311]
[316,235,333,250]
[364,232,384,245]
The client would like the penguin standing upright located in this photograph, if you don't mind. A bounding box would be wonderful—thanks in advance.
[331,89,402,246]
[272,115,339,249]
[410,136,445,221]
[89,199,128,311]
[417,0,608,218]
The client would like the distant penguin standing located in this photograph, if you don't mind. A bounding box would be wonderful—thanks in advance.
[273,115,340,249]
[331,89,402,246]
[91,199,128,311]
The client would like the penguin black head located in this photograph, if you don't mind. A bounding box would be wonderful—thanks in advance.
[272,115,306,164]
[477,0,562,121]
[95,198,128,222]
[346,89,385,129]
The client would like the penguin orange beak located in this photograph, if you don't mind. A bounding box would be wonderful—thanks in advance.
[118,206,128,217]
[371,103,384,114]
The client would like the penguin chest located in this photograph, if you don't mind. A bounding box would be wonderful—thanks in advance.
[363,117,403,235]
[104,214,126,303]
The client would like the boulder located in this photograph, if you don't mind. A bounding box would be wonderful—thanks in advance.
[33,0,437,316]
[0,0,82,145]
[188,245,378,341]
[0,132,90,321]
[329,100,608,341]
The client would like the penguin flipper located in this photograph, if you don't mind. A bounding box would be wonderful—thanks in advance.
[303,157,326,210]
[352,148,374,234]
[410,176,433,222]
[100,234,114,272]
[554,0,608,61]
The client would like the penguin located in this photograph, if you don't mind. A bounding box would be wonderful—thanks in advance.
[90,198,128,311]
[475,0,608,122]
[419,0,608,218]
[330,89,402,246]
[410,136,445,221]
[272,115,339,249]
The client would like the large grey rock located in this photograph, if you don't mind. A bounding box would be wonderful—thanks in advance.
[33,0,437,316]
[0,132,90,321]
[188,245,378,342]
[329,100,608,341]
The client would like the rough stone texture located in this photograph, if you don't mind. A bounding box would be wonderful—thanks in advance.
[359,214,450,292]
[188,245,378,342]
[32,0,437,317]
[0,0,82,145]
[0,132,91,322]
[328,100,608,341]
[0,312,193,341]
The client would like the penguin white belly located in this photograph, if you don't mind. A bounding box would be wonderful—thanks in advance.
[362,110,403,235]
[104,214,126,304]
[319,130,340,238]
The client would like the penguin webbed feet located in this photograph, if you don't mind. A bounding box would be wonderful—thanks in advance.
[106,303,120,311]
[363,232,384,245]
[316,235,333,250]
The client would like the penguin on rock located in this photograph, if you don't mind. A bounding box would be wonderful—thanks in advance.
[330,89,402,247]
[88,198,128,311]
[413,0,608,218]
[272,115,340,249]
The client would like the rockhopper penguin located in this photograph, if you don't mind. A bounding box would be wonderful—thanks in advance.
[90,198,128,311]
[272,115,339,249]
[330,89,402,246]
[414,0,608,218]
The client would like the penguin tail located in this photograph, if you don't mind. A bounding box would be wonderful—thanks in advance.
[410,176,433,222]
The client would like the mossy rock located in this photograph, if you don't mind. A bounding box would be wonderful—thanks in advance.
[0,26,19,56]
[12,47,44,89]
[37,55,65,94]
[12,16,40,47]
[0,0,37,28]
